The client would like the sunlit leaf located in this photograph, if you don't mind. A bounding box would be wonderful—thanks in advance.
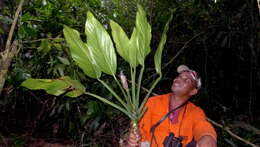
[85,11,117,76]
[21,76,85,97]
[63,25,101,79]
[154,13,173,74]
[128,28,139,68]
[63,76,86,97]
[124,5,151,67]
[110,20,130,63]
[21,77,69,96]
[135,5,151,66]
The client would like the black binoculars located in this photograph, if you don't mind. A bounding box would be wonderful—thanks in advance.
[163,132,183,147]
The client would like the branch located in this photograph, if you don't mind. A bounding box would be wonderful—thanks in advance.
[22,36,62,43]
[162,31,204,69]
[232,121,260,135]
[207,118,258,147]
[161,24,220,71]
[0,0,24,96]
[143,31,205,84]
[5,0,25,51]
[126,79,158,97]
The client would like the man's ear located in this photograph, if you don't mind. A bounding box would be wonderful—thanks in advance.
[189,88,198,96]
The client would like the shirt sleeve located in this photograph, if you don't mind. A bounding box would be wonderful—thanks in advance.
[139,98,153,142]
[192,108,217,141]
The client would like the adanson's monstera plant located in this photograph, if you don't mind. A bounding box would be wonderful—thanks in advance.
[21,5,172,145]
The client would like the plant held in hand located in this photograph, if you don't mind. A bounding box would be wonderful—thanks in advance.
[21,5,173,146]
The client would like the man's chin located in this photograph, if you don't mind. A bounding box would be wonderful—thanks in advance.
[171,87,180,92]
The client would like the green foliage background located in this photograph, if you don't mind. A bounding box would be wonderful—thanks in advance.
[0,0,259,146]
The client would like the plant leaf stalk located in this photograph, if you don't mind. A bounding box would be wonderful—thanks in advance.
[84,91,133,119]
[97,78,130,112]
[138,74,162,118]
[136,65,145,110]
[131,66,137,111]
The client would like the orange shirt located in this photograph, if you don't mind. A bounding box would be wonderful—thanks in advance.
[139,93,217,147]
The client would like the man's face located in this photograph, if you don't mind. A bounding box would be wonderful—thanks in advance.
[171,71,197,96]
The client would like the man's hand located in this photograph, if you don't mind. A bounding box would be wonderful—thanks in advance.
[196,135,217,147]
[126,131,141,147]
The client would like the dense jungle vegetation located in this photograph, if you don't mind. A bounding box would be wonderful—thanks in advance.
[0,0,259,146]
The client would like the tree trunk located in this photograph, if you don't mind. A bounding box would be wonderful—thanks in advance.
[0,0,24,96]
[0,41,17,95]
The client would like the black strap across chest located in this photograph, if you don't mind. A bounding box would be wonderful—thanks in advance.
[150,101,188,133]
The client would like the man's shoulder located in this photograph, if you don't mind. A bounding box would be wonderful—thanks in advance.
[145,93,171,114]
[187,102,206,115]
[148,93,171,103]
[145,93,171,107]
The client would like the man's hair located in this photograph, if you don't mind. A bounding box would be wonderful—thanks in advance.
[177,65,201,89]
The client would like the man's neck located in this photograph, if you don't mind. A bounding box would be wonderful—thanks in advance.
[170,93,189,109]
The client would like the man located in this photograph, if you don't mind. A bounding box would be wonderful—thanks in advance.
[128,65,217,147]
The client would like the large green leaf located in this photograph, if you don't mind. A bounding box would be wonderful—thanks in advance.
[85,11,117,76]
[135,5,151,66]
[21,76,85,97]
[154,13,173,74]
[110,20,130,63]
[62,76,86,97]
[63,26,101,79]
[128,28,139,68]
[110,5,151,68]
